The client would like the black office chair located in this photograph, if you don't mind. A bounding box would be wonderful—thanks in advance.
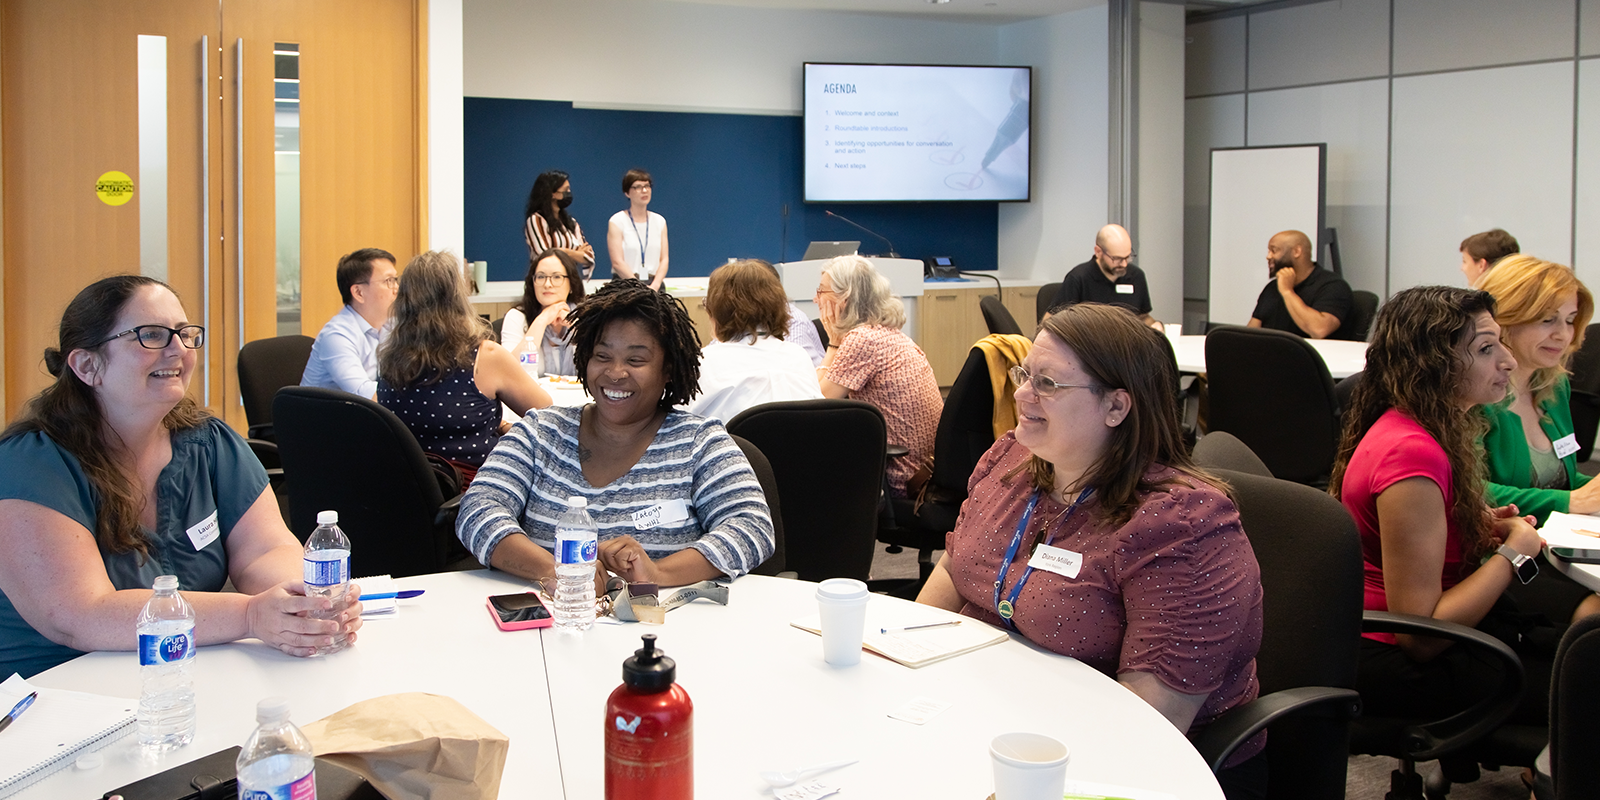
[1565,323,1600,463]
[1346,290,1380,342]
[813,318,828,348]
[731,434,788,578]
[1036,282,1062,323]
[1533,614,1600,800]
[877,347,1001,595]
[237,334,315,442]
[1190,468,1363,800]
[490,316,505,343]
[979,295,1023,336]
[1192,431,1273,478]
[1205,325,1341,486]
[726,400,886,583]
[273,387,476,579]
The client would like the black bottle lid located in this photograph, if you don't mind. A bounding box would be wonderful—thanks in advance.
[622,634,676,693]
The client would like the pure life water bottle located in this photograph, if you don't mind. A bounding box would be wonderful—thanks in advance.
[303,511,351,655]
[136,575,196,750]
[236,697,316,800]
[553,496,599,632]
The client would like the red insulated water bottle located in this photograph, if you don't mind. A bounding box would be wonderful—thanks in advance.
[604,633,693,799]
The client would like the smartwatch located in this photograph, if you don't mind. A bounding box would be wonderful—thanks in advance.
[1497,544,1539,585]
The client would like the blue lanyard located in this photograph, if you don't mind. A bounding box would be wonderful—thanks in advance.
[628,213,649,270]
[992,486,1093,629]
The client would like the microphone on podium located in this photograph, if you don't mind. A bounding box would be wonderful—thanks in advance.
[825,210,900,258]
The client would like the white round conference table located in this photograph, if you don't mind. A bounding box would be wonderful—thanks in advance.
[20,571,1223,800]
[1168,334,1367,379]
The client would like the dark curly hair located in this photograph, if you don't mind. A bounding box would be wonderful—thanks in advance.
[1329,285,1497,565]
[567,279,702,410]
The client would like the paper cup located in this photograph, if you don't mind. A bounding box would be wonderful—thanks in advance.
[815,578,870,666]
[990,732,1070,800]
[1164,322,1183,339]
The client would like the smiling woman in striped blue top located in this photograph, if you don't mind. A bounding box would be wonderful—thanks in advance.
[456,279,775,588]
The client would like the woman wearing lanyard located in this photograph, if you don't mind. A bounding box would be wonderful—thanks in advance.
[917,303,1266,799]
[606,169,668,290]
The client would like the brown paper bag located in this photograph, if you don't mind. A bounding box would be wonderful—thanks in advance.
[300,693,510,800]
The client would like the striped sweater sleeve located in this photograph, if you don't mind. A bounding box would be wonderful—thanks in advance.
[687,419,776,579]
[455,411,547,565]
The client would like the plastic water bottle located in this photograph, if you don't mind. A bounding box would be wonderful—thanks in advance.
[519,334,541,379]
[303,510,351,655]
[236,697,316,800]
[553,496,599,632]
[137,575,196,750]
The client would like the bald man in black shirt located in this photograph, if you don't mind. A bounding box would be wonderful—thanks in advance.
[1247,230,1353,340]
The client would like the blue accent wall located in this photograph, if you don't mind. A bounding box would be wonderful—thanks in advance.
[464,98,999,282]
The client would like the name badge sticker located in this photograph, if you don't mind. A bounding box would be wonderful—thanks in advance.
[1028,543,1083,579]
[1553,433,1581,460]
[186,510,220,552]
[1116,283,1135,294]
[632,499,691,530]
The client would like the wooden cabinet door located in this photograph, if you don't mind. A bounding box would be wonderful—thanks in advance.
[919,287,987,386]
[1003,285,1041,332]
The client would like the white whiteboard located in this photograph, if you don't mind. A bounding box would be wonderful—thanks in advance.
[1208,145,1325,326]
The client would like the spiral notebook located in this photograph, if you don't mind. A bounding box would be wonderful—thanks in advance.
[0,673,137,798]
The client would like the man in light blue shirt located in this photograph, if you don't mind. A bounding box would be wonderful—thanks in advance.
[301,248,398,397]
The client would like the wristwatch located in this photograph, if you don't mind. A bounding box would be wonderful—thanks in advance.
[1496,544,1539,584]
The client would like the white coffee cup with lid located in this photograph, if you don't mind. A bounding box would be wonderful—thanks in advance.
[815,578,870,666]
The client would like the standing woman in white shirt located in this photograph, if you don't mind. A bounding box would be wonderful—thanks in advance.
[606,169,669,290]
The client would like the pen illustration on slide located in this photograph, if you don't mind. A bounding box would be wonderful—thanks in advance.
[805,64,1030,202]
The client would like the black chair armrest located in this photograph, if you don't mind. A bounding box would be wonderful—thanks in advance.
[1192,686,1362,772]
[247,438,280,470]
[434,493,464,527]
[1360,610,1525,760]
[247,423,275,442]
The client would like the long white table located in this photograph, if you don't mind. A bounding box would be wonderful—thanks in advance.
[1168,334,1368,379]
[21,572,1223,799]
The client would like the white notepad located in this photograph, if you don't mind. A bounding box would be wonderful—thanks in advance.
[0,673,136,798]
[790,609,1009,668]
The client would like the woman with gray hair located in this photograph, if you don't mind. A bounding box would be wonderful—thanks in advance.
[815,255,943,496]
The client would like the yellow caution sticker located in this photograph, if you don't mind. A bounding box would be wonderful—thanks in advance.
[95,171,135,206]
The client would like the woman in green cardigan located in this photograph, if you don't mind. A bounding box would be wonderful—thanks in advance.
[1480,254,1600,622]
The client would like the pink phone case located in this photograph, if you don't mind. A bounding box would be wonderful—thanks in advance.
[487,593,554,631]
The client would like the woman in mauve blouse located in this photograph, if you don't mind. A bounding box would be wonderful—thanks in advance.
[917,304,1266,800]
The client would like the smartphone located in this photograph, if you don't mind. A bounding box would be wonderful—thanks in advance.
[487,592,554,630]
[1550,547,1600,564]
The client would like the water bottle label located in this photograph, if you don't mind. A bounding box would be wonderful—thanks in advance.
[138,629,195,665]
[555,537,597,565]
[303,553,349,587]
[241,771,316,800]
[519,352,538,366]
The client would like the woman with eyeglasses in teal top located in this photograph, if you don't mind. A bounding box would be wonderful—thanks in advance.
[0,275,363,679]
[917,304,1266,799]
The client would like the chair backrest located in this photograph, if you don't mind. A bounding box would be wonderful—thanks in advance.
[1549,613,1600,798]
[273,387,455,578]
[1206,325,1341,485]
[812,317,828,348]
[726,399,886,582]
[979,295,1023,336]
[930,347,1001,497]
[1346,291,1380,341]
[490,316,505,343]
[732,435,786,577]
[1192,431,1273,477]
[1036,282,1062,323]
[1214,467,1364,799]
[236,335,315,439]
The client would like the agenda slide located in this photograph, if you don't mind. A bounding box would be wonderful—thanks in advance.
[803,63,1031,203]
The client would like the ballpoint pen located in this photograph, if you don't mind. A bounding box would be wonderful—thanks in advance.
[881,621,962,634]
[0,691,38,733]
[359,589,426,601]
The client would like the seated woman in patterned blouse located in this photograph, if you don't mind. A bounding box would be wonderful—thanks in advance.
[456,279,775,588]
[917,304,1267,799]
[814,255,943,496]
[377,251,551,472]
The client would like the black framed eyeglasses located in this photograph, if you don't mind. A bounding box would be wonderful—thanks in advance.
[533,273,569,285]
[98,324,206,350]
[1008,365,1097,398]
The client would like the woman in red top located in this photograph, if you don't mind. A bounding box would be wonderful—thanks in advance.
[1330,285,1551,724]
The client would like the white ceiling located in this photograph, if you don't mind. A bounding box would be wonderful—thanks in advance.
[658,0,1109,23]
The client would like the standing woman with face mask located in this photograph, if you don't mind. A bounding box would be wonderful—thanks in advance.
[524,169,596,279]
[606,169,669,291]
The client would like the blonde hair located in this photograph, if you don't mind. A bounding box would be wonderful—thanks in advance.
[1478,254,1594,412]
[378,251,490,387]
[822,255,906,332]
